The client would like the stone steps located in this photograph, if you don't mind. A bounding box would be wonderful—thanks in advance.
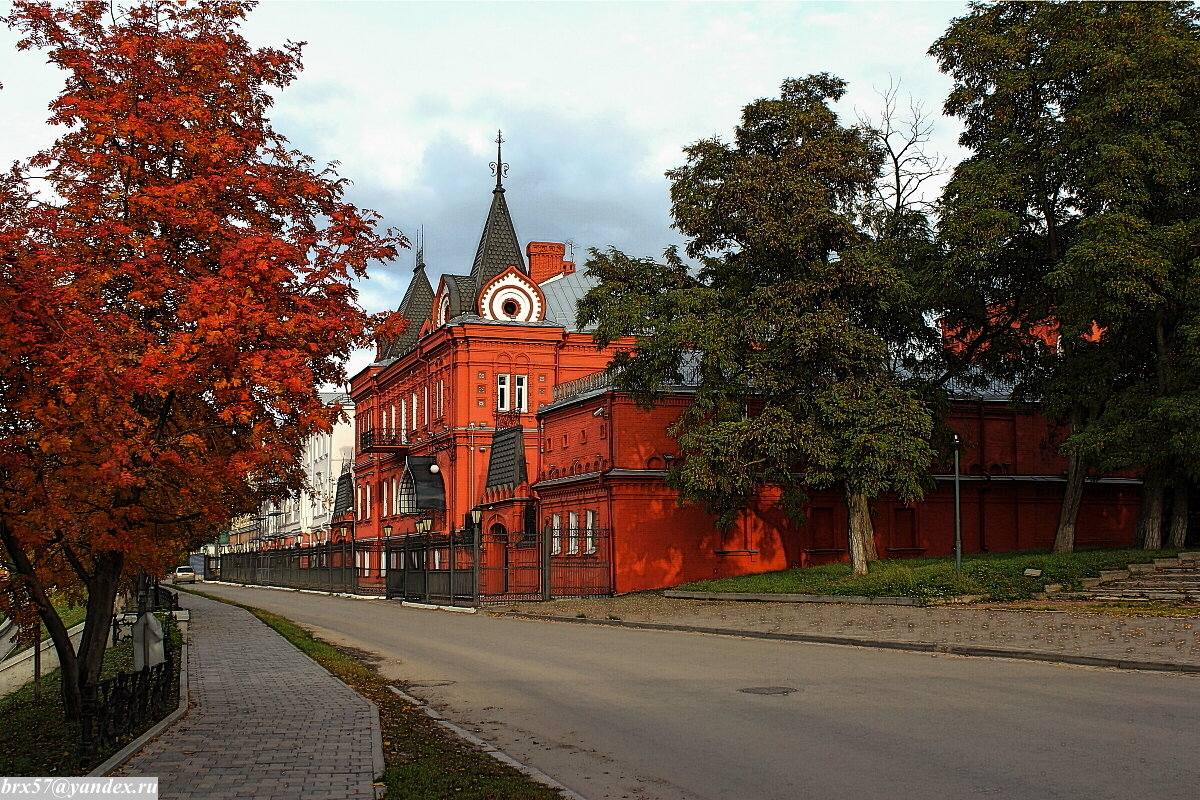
[1047,551,1200,603]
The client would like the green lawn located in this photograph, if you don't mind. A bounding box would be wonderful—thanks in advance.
[4,603,88,660]
[676,548,1185,603]
[0,615,181,776]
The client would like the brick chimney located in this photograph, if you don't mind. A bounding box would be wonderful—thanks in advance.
[526,241,575,284]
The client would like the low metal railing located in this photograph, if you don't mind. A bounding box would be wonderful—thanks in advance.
[82,615,178,757]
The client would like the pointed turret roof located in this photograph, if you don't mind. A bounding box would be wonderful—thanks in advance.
[470,131,526,289]
[379,248,434,361]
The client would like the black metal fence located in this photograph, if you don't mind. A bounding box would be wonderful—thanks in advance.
[82,614,178,757]
[214,542,388,596]
[208,528,612,605]
[386,533,477,606]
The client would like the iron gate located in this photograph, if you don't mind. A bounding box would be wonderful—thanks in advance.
[385,533,477,606]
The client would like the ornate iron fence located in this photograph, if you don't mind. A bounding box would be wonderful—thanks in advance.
[210,528,612,605]
[386,533,477,606]
[82,615,178,758]
[217,542,388,596]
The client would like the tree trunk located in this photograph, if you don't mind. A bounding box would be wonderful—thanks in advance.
[77,551,124,689]
[845,486,876,575]
[1137,473,1165,550]
[1052,449,1086,554]
[0,521,85,717]
[1167,482,1189,549]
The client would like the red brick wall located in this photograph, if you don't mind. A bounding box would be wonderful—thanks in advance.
[534,391,1141,593]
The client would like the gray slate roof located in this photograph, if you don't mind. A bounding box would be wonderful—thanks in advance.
[470,187,526,289]
[443,273,476,319]
[541,270,599,332]
[485,426,528,491]
[331,464,354,517]
[380,263,434,361]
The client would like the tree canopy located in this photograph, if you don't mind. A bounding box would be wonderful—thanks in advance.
[932,0,1200,551]
[580,75,938,575]
[0,0,402,716]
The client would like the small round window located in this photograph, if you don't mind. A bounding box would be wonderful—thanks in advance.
[502,299,521,317]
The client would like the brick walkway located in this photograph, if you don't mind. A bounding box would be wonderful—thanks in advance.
[117,592,382,800]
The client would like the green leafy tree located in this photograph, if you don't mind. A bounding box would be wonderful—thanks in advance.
[931,1,1200,552]
[580,75,936,575]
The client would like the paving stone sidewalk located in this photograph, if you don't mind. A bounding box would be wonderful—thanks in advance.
[116,592,382,800]
[504,595,1200,668]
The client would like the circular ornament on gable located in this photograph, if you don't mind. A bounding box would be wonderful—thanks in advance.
[479,273,543,322]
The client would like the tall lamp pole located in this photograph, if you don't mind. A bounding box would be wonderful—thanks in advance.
[952,433,962,577]
[470,508,483,607]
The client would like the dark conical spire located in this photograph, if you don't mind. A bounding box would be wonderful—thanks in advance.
[471,130,526,288]
[379,235,434,360]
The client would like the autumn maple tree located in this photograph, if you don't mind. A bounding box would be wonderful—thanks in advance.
[0,0,403,717]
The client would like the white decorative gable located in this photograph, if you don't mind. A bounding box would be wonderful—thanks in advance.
[478,267,545,322]
[434,293,451,326]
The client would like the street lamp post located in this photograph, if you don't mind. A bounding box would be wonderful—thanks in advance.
[953,433,962,577]
[415,517,432,600]
[470,508,483,607]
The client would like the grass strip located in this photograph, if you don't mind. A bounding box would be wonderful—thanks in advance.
[677,547,1186,603]
[188,589,562,800]
[0,616,181,777]
[4,604,89,660]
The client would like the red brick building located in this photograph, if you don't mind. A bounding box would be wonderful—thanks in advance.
[534,379,1139,593]
[348,151,1139,600]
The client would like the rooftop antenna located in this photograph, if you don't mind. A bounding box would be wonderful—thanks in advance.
[565,238,576,262]
[489,130,509,190]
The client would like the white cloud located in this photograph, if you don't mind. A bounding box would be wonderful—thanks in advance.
[1,0,971,380]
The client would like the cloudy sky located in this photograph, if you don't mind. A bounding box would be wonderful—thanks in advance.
[0,0,971,377]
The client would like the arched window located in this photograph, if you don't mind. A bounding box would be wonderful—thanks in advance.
[398,471,417,514]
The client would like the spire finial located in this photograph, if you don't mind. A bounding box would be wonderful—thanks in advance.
[415,226,425,272]
[489,129,508,190]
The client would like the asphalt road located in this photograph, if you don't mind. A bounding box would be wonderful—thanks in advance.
[196,584,1200,800]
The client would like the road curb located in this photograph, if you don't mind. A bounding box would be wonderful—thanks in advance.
[500,612,1200,675]
[664,589,921,605]
[387,685,588,800]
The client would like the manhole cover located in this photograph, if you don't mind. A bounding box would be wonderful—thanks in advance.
[739,686,798,696]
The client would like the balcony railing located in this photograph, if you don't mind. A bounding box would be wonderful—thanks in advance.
[359,427,407,451]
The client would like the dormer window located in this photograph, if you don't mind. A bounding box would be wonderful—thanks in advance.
[502,299,521,317]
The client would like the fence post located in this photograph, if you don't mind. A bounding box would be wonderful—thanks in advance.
[541,522,552,601]
[472,523,481,607]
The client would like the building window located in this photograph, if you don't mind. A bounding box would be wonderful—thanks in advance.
[585,509,597,555]
[599,423,607,439]
[437,380,445,417]
[424,385,430,425]
[400,398,408,442]
[398,472,416,514]
[497,373,528,412]
[551,513,561,555]
[411,392,418,429]
[567,511,579,555]
[513,375,527,412]
[497,373,510,411]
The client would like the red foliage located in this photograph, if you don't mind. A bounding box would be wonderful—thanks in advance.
[0,0,404,711]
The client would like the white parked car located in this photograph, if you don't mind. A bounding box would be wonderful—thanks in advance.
[172,565,198,584]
